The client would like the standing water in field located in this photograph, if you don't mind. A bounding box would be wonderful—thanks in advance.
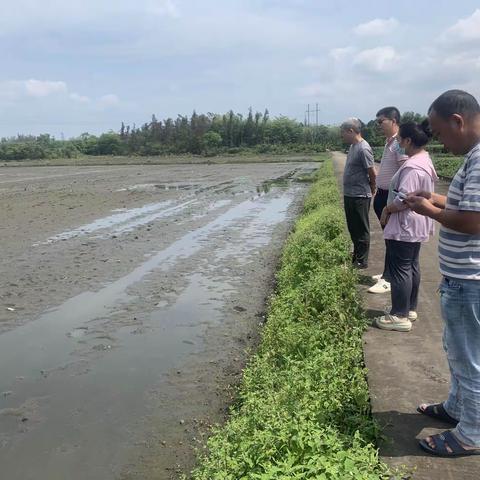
[0,162,317,479]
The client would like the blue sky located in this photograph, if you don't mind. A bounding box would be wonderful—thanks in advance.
[1,0,480,138]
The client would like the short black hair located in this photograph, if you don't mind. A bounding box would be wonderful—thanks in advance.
[399,120,432,148]
[429,89,480,119]
[376,106,401,124]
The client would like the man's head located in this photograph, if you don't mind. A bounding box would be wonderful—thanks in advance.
[340,118,363,144]
[376,106,401,138]
[428,89,480,156]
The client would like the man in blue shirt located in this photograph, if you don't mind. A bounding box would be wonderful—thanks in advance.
[406,90,480,457]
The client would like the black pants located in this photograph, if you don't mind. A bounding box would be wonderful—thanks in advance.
[386,239,421,317]
[373,188,389,221]
[344,196,371,267]
[374,188,389,278]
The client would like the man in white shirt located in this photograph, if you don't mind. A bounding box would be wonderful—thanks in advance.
[369,106,408,294]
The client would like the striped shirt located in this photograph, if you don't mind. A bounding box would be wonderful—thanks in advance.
[439,142,480,280]
[376,135,408,190]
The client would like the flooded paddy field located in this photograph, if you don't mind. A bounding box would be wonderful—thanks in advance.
[0,161,318,479]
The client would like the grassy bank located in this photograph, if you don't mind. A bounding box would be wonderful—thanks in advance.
[190,159,391,479]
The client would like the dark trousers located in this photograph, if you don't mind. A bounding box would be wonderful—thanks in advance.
[386,239,421,317]
[344,196,371,266]
[374,188,389,278]
[373,188,389,221]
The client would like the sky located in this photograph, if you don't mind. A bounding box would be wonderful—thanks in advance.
[2,0,480,138]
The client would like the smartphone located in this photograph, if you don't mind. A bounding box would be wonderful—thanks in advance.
[393,189,407,201]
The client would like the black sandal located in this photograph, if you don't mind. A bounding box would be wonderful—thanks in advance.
[419,431,480,457]
[417,403,459,426]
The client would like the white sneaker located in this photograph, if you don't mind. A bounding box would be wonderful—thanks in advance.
[372,274,382,281]
[385,307,418,322]
[368,278,391,294]
[375,314,412,332]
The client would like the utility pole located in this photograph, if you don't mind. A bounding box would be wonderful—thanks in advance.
[305,104,321,143]
[304,103,321,127]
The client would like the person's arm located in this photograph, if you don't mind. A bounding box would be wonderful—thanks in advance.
[361,146,376,195]
[368,166,377,195]
[407,190,446,209]
[403,197,480,234]
[385,200,404,214]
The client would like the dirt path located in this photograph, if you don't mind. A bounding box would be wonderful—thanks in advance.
[0,162,317,479]
[333,152,480,479]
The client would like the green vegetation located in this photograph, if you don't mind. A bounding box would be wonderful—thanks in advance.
[190,159,391,479]
[1,109,432,163]
[432,154,464,179]
[0,110,343,162]
[373,140,464,181]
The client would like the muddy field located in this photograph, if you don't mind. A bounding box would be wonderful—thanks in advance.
[0,161,318,479]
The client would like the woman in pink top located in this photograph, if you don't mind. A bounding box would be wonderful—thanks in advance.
[375,120,438,332]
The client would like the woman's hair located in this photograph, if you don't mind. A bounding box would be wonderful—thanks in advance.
[399,119,432,147]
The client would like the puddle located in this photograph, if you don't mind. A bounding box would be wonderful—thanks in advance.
[0,275,231,480]
[37,169,315,246]
[0,184,304,479]
[38,199,196,244]
[118,183,200,192]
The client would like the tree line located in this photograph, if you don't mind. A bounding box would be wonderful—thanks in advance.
[0,110,426,161]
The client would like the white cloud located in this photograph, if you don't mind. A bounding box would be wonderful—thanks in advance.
[353,17,398,36]
[0,79,117,111]
[442,9,480,43]
[0,79,67,101]
[353,46,399,73]
[70,92,91,103]
[99,94,120,107]
[147,0,180,18]
[25,80,67,97]
[329,46,355,62]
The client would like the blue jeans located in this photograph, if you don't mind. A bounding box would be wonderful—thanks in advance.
[441,276,480,446]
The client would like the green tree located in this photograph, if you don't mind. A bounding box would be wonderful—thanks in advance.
[202,131,222,154]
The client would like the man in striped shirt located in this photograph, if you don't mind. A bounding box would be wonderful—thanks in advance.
[369,107,408,294]
[406,90,480,457]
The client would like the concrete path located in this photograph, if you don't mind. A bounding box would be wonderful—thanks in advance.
[332,152,480,479]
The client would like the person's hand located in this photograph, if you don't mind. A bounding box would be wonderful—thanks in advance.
[407,190,433,203]
[370,183,377,196]
[380,207,390,227]
[404,195,440,217]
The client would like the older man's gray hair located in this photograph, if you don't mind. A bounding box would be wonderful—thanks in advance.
[341,117,363,133]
